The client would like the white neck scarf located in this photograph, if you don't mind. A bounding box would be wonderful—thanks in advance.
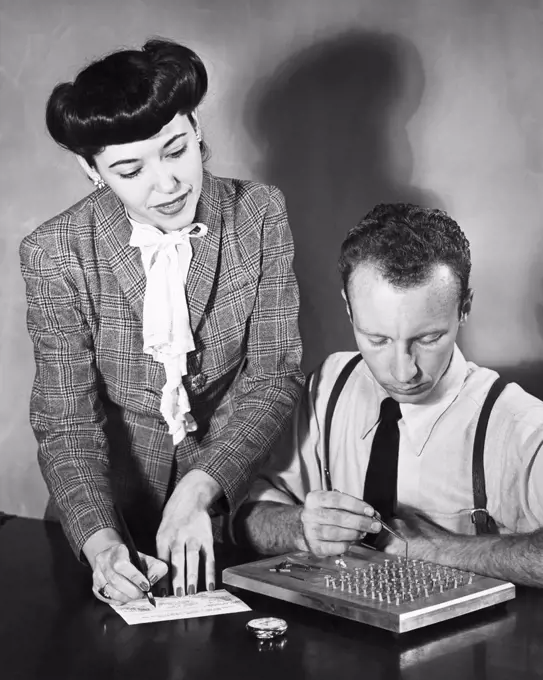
[128,218,208,444]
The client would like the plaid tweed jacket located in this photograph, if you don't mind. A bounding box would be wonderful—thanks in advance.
[20,170,304,556]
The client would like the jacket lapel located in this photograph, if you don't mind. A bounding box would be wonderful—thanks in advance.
[186,170,223,333]
[95,189,145,322]
[94,170,223,333]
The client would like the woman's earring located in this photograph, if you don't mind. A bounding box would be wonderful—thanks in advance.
[92,175,106,189]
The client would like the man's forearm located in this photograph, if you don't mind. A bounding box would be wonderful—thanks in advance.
[419,529,543,587]
[241,501,308,555]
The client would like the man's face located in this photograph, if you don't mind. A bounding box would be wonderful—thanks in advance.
[344,262,471,404]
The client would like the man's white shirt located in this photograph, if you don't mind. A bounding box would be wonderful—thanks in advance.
[248,347,543,534]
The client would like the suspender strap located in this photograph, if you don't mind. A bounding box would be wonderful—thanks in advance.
[323,354,363,490]
[471,376,508,535]
[321,357,505,535]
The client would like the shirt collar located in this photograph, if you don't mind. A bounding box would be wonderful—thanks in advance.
[126,211,159,234]
[360,345,468,456]
[126,212,197,238]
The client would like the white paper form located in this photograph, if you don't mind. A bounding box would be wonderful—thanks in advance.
[110,589,251,625]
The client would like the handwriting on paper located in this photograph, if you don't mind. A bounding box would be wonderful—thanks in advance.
[109,589,251,625]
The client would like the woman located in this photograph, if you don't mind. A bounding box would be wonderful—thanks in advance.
[20,38,303,604]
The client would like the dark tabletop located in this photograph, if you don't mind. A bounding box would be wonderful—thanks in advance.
[0,517,541,680]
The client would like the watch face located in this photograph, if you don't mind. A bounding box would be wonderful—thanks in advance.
[246,617,288,639]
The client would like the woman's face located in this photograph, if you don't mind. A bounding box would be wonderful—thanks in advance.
[87,113,203,232]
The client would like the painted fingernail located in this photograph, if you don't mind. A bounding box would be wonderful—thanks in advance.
[175,586,184,597]
[208,582,215,592]
[140,581,150,592]
[371,521,381,532]
[149,574,160,586]
[160,588,167,598]
[188,585,196,595]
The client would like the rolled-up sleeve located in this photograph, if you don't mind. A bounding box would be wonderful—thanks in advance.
[246,369,325,506]
[514,421,543,531]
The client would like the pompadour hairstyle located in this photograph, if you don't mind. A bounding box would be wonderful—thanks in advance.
[46,38,208,165]
[338,203,472,307]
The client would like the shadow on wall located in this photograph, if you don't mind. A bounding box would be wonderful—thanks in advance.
[486,281,543,400]
[246,30,443,372]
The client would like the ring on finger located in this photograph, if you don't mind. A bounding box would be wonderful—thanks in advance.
[98,584,111,600]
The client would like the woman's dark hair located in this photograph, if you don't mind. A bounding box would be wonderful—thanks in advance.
[339,203,472,311]
[46,38,208,166]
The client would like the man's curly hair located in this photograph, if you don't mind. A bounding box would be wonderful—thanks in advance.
[338,203,471,309]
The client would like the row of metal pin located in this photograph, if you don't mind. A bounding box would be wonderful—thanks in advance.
[323,558,475,606]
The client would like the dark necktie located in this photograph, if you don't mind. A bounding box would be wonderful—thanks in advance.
[363,397,402,522]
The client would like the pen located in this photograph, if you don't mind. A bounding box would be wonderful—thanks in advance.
[114,504,157,607]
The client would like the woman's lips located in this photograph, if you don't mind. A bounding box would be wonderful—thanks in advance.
[152,192,189,215]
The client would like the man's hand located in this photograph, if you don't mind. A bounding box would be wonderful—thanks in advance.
[84,529,168,604]
[300,490,381,557]
[156,469,222,596]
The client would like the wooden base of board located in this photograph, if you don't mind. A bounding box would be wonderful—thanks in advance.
[223,548,515,633]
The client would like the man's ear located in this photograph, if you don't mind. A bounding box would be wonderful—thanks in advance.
[341,288,353,322]
[459,289,473,325]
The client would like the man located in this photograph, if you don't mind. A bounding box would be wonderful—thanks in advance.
[239,203,543,587]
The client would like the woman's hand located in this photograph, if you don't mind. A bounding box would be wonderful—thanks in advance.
[84,528,168,604]
[156,469,222,596]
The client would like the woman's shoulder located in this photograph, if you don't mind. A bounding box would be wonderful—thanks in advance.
[206,171,285,210]
[21,188,116,253]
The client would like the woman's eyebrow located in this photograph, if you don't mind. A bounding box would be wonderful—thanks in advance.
[109,157,141,169]
[163,132,187,150]
[108,133,188,168]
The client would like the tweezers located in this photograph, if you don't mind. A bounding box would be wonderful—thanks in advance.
[358,519,409,561]
[379,519,409,561]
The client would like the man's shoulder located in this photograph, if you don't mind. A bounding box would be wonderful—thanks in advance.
[313,351,361,377]
[308,351,364,400]
[466,362,543,431]
[498,382,543,430]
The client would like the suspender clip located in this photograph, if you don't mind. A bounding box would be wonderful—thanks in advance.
[470,508,490,524]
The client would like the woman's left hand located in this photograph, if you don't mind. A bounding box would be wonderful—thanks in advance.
[156,469,222,596]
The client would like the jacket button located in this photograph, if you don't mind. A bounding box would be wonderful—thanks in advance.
[190,373,207,389]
